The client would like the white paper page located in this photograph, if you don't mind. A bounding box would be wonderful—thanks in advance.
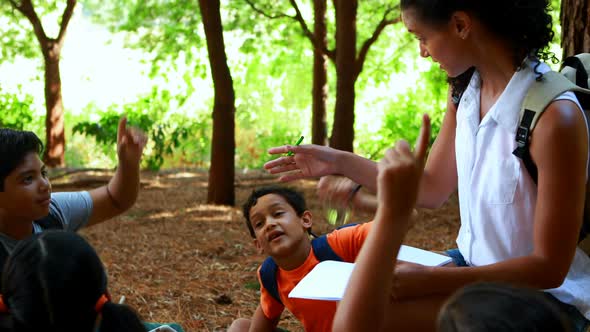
[397,245,452,266]
[288,260,355,301]
[288,245,451,301]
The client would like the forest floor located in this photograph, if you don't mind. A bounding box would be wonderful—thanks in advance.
[52,169,461,332]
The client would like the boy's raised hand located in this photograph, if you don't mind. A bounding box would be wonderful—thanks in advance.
[376,114,430,221]
[116,117,148,168]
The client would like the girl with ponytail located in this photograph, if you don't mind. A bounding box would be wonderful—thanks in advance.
[0,231,145,332]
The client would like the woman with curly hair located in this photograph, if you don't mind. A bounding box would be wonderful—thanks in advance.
[264,1,590,331]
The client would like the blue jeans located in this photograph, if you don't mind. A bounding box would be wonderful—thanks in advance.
[444,249,590,332]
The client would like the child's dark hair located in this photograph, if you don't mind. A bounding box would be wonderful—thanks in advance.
[400,0,557,104]
[437,282,571,332]
[0,129,43,192]
[0,231,145,332]
[242,186,308,238]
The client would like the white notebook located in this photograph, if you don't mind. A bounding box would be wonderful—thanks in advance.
[288,245,451,301]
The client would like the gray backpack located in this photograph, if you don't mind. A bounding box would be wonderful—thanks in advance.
[512,54,590,253]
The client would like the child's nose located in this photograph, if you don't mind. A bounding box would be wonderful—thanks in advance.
[266,218,278,226]
[419,45,429,58]
[40,177,51,192]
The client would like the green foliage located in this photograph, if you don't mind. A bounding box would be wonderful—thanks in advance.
[356,62,447,159]
[1,0,565,172]
[72,88,211,170]
[0,1,74,64]
[83,0,205,80]
[0,88,35,130]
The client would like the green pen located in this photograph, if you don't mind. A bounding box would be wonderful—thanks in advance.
[287,136,304,156]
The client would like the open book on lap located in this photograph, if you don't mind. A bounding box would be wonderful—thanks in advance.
[288,245,451,301]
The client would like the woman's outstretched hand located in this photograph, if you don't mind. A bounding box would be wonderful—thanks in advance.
[263,144,342,182]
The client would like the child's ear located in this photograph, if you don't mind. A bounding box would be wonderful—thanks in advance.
[451,11,472,40]
[253,238,264,255]
[301,211,313,230]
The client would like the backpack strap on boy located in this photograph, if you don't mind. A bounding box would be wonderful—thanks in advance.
[258,223,357,305]
[512,55,590,246]
[259,257,282,305]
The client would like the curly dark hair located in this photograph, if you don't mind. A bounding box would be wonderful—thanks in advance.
[400,0,557,103]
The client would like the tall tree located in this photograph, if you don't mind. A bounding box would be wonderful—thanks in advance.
[4,0,77,166]
[86,0,240,205]
[199,0,236,205]
[560,0,590,58]
[330,0,357,151]
[312,0,328,145]
[247,0,401,151]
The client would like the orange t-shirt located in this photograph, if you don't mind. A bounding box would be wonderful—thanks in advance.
[257,222,372,332]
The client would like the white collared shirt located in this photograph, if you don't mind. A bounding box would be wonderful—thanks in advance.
[455,60,590,319]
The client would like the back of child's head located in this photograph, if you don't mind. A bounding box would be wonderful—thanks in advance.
[0,231,145,332]
[242,186,308,238]
[0,129,43,192]
[437,282,570,332]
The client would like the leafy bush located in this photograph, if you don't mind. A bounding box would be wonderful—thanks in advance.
[72,89,211,170]
[0,88,35,130]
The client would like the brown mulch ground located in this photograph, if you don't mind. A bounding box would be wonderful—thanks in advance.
[51,169,460,332]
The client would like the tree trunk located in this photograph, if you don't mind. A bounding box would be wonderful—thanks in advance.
[10,0,77,167]
[329,0,358,152]
[43,41,65,167]
[199,0,236,205]
[561,0,590,58]
[312,0,328,146]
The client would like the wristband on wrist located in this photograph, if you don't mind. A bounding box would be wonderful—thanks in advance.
[347,183,362,206]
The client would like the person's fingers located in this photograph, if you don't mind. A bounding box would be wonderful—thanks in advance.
[267,146,290,155]
[383,146,403,163]
[120,134,127,146]
[414,114,431,163]
[394,140,412,157]
[117,117,127,145]
[267,144,307,155]
[264,155,295,170]
[277,172,306,182]
[266,162,299,174]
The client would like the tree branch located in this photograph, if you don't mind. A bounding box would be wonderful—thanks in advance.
[242,0,291,19]
[288,0,335,61]
[8,0,48,46]
[57,0,77,47]
[356,5,401,77]
[243,0,336,61]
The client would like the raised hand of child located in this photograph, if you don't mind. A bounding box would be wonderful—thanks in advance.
[264,144,340,182]
[317,175,358,209]
[376,114,430,222]
[116,117,148,168]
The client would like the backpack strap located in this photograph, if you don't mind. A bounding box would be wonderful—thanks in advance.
[512,71,588,184]
[34,214,64,230]
[311,235,343,262]
[513,65,590,244]
[259,256,282,305]
[311,223,356,261]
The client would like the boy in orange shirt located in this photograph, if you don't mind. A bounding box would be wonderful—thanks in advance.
[228,186,371,332]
